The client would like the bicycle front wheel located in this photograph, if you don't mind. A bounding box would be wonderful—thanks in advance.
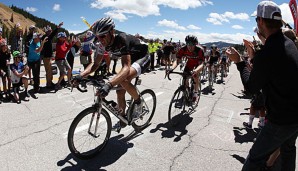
[132,89,156,130]
[168,88,186,127]
[67,107,111,160]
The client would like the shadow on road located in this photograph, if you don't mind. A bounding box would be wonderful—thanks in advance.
[57,133,136,170]
[201,86,216,95]
[231,92,252,99]
[231,154,246,164]
[150,113,193,142]
[233,127,260,144]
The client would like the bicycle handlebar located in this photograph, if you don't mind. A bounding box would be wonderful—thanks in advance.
[71,78,106,93]
[167,71,192,81]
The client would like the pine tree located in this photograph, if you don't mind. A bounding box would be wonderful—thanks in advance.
[10,13,14,23]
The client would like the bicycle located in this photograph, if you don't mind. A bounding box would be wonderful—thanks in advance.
[200,62,208,81]
[67,76,156,159]
[219,63,226,82]
[166,71,201,127]
[207,63,215,89]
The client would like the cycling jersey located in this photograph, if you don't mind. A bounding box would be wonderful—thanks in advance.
[209,51,220,64]
[105,33,148,63]
[177,45,204,71]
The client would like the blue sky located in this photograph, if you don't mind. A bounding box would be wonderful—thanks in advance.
[1,0,294,44]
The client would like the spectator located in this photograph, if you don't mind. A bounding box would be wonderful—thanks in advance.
[0,40,11,99]
[24,25,36,57]
[66,37,81,76]
[110,53,118,75]
[41,22,63,89]
[11,23,23,53]
[24,25,37,85]
[80,31,95,70]
[148,39,156,71]
[155,42,163,68]
[162,41,175,70]
[282,27,298,49]
[55,32,73,90]
[28,33,48,93]
[226,1,298,170]
[10,51,30,103]
[0,28,5,45]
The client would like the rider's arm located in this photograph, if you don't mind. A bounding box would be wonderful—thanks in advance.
[80,53,103,78]
[108,54,131,87]
[171,58,180,70]
[193,63,204,74]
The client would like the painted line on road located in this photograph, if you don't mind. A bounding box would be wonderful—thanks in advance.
[63,91,164,138]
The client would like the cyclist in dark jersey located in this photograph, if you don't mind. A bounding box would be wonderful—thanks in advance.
[207,44,220,80]
[73,17,150,129]
[168,35,205,102]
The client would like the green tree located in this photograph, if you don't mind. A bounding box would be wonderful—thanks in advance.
[10,13,14,23]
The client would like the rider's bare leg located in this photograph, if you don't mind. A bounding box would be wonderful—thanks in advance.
[193,76,200,92]
[116,88,127,117]
[120,67,139,100]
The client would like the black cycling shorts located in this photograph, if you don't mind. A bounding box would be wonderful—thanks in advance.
[131,54,151,76]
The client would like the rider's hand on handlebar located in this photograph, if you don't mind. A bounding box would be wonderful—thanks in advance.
[99,82,112,97]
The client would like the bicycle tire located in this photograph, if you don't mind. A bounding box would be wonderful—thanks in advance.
[168,88,186,127]
[131,89,156,130]
[68,107,111,160]
[209,71,213,88]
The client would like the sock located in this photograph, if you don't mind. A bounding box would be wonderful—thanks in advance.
[259,117,265,126]
[248,115,254,125]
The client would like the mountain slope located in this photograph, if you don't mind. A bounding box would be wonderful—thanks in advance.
[0,3,43,33]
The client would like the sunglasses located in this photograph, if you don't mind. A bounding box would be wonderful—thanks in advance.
[97,34,108,39]
[186,43,195,46]
[255,17,260,22]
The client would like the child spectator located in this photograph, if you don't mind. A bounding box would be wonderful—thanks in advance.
[0,40,11,99]
[10,51,30,103]
[55,32,73,90]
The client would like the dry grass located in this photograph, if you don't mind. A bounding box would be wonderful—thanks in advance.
[0,3,43,33]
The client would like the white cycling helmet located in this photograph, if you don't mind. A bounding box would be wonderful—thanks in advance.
[85,30,94,38]
[91,17,115,36]
[57,32,66,38]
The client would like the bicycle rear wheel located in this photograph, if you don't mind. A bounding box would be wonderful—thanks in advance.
[132,89,156,130]
[68,107,111,160]
[168,88,186,127]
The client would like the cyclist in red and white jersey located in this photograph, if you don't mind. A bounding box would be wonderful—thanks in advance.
[169,35,205,101]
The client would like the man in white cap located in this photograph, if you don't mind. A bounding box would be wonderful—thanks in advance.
[226,1,298,170]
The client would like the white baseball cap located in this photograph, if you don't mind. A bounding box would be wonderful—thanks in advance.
[256,1,282,20]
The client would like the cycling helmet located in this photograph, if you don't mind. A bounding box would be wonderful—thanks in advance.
[85,30,94,38]
[211,44,217,49]
[57,32,67,38]
[185,35,198,45]
[12,51,22,58]
[91,17,115,36]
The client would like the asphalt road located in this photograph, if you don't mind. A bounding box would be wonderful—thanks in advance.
[0,57,296,171]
